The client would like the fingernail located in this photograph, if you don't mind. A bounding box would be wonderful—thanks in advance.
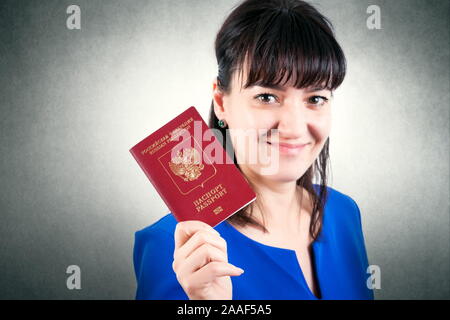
[235,267,244,273]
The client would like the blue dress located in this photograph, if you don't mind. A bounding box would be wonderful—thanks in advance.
[133,185,374,300]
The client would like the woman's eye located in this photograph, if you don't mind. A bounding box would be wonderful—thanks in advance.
[308,96,329,107]
[255,93,278,104]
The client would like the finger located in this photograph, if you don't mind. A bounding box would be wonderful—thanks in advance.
[175,220,220,249]
[173,230,226,272]
[190,262,244,284]
[174,229,227,262]
[175,243,227,277]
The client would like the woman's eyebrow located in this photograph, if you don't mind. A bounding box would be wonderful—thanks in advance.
[306,87,334,97]
[248,83,287,91]
[249,84,332,95]
[305,86,330,93]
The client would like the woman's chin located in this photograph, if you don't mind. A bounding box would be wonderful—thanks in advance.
[255,165,307,181]
[237,159,308,181]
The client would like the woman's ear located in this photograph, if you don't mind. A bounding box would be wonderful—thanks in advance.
[212,77,226,120]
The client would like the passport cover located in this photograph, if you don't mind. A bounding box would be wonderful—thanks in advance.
[129,106,256,227]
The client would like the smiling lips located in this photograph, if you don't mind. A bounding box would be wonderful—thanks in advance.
[267,141,309,155]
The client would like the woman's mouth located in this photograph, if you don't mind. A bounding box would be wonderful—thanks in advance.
[266,141,309,156]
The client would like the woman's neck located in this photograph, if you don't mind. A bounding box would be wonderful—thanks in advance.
[249,182,309,235]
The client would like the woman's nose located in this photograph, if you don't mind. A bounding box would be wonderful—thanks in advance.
[276,104,309,139]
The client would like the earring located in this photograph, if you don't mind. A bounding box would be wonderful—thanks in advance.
[218,119,228,128]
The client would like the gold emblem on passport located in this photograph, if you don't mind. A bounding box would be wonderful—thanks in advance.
[213,206,223,215]
[168,147,205,181]
[159,135,217,195]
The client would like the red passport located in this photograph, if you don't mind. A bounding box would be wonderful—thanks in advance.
[129,106,256,227]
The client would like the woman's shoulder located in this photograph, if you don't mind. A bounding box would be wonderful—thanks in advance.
[324,185,360,208]
[313,184,363,228]
[312,183,360,208]
[135,212,177,242]
[133,213,178,280]
[133,213,188,299]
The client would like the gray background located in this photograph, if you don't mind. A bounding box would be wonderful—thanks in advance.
[0,0,448,299]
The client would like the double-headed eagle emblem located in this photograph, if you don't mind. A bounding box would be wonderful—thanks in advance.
[168,147,204,181]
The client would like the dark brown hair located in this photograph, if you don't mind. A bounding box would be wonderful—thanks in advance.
[208,0,346,241]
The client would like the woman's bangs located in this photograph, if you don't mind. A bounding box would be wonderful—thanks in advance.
[236,12,346,91]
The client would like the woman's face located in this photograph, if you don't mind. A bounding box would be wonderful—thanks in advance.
[213,65,332,184]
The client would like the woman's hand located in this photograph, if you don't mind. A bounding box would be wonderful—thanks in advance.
[172,220,244,300]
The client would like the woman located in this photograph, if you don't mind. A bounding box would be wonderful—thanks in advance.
[133,0,374,300]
